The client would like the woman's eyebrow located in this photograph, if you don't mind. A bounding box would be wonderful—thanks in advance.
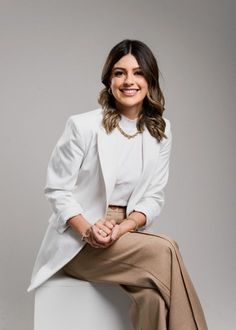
[112,66,141,71]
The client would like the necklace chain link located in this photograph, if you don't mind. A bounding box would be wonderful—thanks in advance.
[117,124,140,139]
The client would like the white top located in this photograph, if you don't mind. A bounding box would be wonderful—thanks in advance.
[109,114,143,206]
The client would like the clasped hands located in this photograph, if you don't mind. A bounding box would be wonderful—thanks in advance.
[83,218,122,248]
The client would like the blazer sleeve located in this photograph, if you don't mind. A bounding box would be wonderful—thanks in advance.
[131,119,172,229]
[44,116,86,234]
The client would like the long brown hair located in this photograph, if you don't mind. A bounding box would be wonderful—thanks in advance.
[98,39,167,142]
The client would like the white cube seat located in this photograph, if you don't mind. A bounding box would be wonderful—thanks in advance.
[34,271,132,330]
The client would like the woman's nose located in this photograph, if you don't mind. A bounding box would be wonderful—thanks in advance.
[124,72,135,85]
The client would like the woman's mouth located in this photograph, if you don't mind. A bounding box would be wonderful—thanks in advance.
[119,88,140,96]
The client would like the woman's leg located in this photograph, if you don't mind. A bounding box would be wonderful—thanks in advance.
[63,231,207,330]
[121,285,168,330]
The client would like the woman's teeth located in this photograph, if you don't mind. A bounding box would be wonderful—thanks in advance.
[120,89,139,96]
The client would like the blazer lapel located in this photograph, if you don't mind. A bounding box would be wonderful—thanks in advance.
[128,127,161,209]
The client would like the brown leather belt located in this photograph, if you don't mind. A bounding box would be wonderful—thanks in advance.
[108,205,126,210]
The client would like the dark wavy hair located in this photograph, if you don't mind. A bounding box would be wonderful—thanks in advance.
[98,39,167,142]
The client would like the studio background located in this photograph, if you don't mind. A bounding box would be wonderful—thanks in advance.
[1,0,235,329]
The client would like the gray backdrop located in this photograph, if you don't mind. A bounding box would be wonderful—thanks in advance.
[1,0,235,329]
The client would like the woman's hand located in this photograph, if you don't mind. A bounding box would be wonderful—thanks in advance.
[110,224,123,241]
[87,216,142,247]
[68,214,142,248]
[84,218,116,248]
[94,218,116,237]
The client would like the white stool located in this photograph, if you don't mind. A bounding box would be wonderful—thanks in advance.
[34,271,132,330]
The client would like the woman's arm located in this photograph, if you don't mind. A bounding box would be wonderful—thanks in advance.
[131,119,172,229]
[119,211,146,234]
[44,116,87,234]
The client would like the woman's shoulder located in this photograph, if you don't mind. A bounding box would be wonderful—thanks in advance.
[70,108,103,127]
[66,108,103,135]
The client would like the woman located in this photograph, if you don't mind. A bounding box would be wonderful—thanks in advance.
[28,39,208,329]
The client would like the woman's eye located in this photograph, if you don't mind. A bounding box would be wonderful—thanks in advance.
[135,71,144,76]
[114,71,124,77]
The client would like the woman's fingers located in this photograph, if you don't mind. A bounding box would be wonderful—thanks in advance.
[104,220,115,229]
[95,219,117,236]
[86,235,107,249]
[91,225,111,243]
[87,218,119,248]
[108,219,116,226]
[111,225,120,241]
[98,224,111,236]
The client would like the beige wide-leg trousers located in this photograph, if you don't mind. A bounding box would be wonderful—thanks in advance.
[63,206,208,330]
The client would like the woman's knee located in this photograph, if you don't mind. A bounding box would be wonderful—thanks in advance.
[135,235,171,260]
[159,234,179,250]
[145,234,179,260]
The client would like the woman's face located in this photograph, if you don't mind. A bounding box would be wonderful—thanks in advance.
[110,54,148,115]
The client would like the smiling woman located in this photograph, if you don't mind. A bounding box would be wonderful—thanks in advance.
[28,39,208,330]
[98,39,167,143]
[109,54,149,116]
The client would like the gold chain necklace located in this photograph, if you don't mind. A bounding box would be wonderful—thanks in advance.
[117,124,141,139]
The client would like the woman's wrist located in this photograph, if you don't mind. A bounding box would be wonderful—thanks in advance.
[127,211,146,228]
[126,217,139,231]
[118,211,146,235]
[119,218,138,234]
[67,214,91,237]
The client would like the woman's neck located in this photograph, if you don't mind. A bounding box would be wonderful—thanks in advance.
[115,103,142,119]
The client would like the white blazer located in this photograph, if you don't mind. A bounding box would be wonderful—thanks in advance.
[27,108,172,292]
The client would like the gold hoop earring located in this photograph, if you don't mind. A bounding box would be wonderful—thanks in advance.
[108,87,112,95]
